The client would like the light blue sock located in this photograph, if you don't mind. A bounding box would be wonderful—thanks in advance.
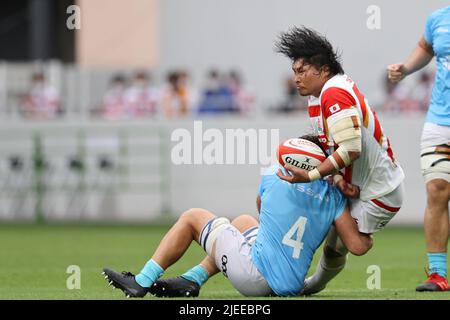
[181,265,209,286]
[427,253,447,278]
[135,259,164,288]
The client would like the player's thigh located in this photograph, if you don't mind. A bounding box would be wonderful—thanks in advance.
[198,214,259,259]
[181,208,217,241]
[350,183,404,234]
[214,224,271,296]
[420,123,450,186]
[231,214,259,233]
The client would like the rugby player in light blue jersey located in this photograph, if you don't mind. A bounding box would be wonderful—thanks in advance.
[102,135,372,298]
[388,5,450,292]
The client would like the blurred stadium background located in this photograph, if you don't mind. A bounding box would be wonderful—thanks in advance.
[0,0,448,299]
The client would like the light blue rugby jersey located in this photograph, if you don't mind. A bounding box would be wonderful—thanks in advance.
[251,165,347,296]
[424,5,450,126]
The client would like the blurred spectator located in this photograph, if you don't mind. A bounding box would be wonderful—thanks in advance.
[101,74,127,120]
[197,69,235,114]
[20,72,60,119]
[381,71,434,114]
[381,75,416,113]
[227,70,256,116]
[274,76,308,113]
[123,71,159,118]
[411,71,434,112]
[160,71,190,118]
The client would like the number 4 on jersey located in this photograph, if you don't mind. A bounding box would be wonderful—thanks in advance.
[282,217,307,259]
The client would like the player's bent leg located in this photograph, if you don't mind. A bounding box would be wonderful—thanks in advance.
[149,214,230,298]
[103,208,216,298]
[302,187,400,297]
[150,214,260,297]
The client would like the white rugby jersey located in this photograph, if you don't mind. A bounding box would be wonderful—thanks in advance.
[308,74,404,200]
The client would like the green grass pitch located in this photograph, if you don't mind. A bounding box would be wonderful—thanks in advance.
[0,224,449,300]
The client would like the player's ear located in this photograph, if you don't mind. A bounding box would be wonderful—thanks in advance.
[320,65,331,78]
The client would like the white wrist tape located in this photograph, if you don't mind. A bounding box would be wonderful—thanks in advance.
[308,168,321,181]
[328,154,340,170]
[333,174,344,184]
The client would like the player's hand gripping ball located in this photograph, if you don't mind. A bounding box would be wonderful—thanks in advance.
[277,138,326,171]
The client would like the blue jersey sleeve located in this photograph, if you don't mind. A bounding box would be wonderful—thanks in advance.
[258,165,281,197]
[328,185,347,221]
[424,12,435,45]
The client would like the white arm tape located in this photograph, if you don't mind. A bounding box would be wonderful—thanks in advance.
[335,137,362,166]
[329,115,361,145]
[329,115,362,167]
[336,144,354,166]
[337,136,362,153]
[328,154,340,170]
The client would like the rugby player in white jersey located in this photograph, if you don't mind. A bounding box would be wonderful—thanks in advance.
[275,26,405,294]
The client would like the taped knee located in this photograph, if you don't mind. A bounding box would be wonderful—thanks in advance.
[198,217,230,256]
[420,145,450,183]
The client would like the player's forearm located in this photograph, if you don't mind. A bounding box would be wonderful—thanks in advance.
[315,149,359,178]
[403,39,434,76]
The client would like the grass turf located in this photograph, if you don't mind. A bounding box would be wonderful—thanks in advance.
[0,224,449,300]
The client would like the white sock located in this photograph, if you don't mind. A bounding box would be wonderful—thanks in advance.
[304,226,348,294]
[304,252,347,293]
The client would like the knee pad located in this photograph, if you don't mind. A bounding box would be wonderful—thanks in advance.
[420,145,450,183]
[198,217,230,256]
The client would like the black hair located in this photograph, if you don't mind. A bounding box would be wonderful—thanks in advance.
[276,26,344,75]
[167,71,179,84]
[299,134,329,156]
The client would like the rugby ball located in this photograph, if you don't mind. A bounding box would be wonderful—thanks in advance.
[277,138,326,171]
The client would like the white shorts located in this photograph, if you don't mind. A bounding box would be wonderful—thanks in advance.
[420,122,450,183]
[212,223,272,297]
[350,182,405,234]
[420,122,450,149]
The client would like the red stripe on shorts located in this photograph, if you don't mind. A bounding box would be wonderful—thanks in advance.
[371,199,400,213]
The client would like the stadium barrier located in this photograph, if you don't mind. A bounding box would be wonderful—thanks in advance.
[0,120,170,223]
[0,114,429,225]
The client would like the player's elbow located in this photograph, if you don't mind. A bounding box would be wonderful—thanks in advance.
[348,150,361,162]
[335,136,361,166]
[347,235,373,256]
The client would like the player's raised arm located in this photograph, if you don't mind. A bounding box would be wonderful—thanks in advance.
[387,36,434,83]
